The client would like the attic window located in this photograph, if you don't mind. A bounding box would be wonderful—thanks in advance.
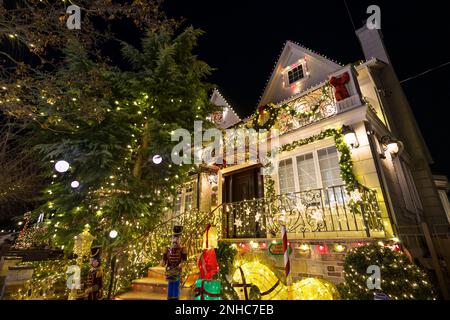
[288,65,304,85]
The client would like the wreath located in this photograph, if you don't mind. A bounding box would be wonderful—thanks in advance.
[252,104,279,131]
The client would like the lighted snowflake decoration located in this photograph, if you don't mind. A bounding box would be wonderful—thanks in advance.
[310,209,324,222]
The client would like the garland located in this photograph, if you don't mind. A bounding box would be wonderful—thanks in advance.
[263,128,359,195]
[252,84,331,131]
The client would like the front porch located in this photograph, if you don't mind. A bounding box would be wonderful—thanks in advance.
[215,184,386,241]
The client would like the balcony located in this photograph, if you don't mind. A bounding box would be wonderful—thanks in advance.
[275,66,364,135]
[218,185,385,240]
[276,82,337,136]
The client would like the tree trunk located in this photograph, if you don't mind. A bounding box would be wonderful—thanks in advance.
[132,122,149,179]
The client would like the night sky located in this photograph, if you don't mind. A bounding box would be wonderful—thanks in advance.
[164,0,450,177]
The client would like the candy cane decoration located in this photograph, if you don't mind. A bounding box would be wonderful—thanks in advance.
[281,224,290,281]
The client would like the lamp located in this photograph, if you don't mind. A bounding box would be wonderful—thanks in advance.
[380,136,403,156]
[342,125,359,149]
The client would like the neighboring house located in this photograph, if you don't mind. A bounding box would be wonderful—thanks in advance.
[171,25,449,286]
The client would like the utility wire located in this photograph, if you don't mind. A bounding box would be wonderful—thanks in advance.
[400,61,450,84]
[344,0,356,31]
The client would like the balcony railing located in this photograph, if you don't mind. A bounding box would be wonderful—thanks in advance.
[219,185,385,239]
[277,83,337,135]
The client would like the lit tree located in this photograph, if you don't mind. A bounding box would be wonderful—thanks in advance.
[339,244,436,300]
[1,0,218,297]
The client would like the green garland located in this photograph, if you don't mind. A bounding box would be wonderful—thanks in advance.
[215,242,239,300]
[264,175,276,199]
[276,128,358,192]
[252,84,331,131]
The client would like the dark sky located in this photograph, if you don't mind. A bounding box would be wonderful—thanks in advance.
[163,0,450,177]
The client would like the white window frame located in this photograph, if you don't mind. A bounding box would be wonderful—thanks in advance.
[276,142,343,194]
[282,59,309,88]
[173,181,195,214]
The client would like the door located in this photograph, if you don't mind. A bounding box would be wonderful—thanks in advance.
[224,166,262,203]
[223,166,264,238]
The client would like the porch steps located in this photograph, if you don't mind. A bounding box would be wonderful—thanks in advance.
[115,266,195,300]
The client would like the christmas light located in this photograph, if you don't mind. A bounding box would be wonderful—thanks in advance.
[109,230,118,239]
[54,160,70,173]
[152,155,162,164]
[70,181,80,188]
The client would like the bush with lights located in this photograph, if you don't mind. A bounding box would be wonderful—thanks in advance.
[338,244,436,300]
[215,242,239,300]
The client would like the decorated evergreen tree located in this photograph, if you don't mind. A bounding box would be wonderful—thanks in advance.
[338,244,436,300]
[1,1,218,297]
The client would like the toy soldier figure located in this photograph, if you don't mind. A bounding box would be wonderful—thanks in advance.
[162,225,187,300]
[85,246,103,300]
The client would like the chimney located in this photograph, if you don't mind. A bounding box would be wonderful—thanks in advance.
[356,24,391,64]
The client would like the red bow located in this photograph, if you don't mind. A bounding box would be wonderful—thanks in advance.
[330,72,351,101]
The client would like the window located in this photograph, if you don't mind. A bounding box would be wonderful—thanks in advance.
[277,146,343,195]
[318,147,342,188]
[296,153,318,191]
[173,190,182,215]
[184,183,194,211]
[279,159,296,194]
[288,65,304,85]
[172,182,195,214]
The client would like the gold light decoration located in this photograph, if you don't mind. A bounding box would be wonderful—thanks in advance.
[202,224,218,249]
[73,224,95,262]
[293,278,340,300]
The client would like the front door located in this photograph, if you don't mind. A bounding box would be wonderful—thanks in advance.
[223,166,264,238]
[224,166,263,203]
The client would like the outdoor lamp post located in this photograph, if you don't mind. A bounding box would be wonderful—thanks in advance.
[342,125,360,149]
[380,136,404,157]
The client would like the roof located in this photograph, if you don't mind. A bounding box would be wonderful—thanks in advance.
[257,40,344,107]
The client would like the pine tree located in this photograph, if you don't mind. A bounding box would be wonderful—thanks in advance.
[1,1,218,297]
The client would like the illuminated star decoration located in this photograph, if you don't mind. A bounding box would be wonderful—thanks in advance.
[234,218,243,228]
[255,213,261,222]
[296,201,306,212]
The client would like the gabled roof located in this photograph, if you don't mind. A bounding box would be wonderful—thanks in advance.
[258,40,343,107]
[210,88,241,129]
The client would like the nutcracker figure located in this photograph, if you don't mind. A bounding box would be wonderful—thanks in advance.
[162,225,187,300]
[85,246,103,300]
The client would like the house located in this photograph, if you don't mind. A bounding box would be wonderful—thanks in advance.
[174,24,450,290]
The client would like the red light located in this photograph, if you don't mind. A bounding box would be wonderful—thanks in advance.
[318,244,328,254]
